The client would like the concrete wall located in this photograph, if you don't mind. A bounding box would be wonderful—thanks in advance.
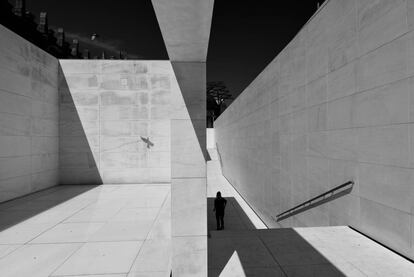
[0,25,59,202]
[207,128,215,149]
[170,62,207,276]
[151,2,212,274]
[215,0,414,260]
[59,60,177,184]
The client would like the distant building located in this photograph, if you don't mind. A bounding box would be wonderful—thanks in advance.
[0,0,128,60]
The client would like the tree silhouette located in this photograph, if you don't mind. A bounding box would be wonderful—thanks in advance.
[206,81,233,127]
[207,81,233,113]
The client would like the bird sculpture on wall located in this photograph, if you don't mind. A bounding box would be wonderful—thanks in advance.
[140,136,154,149]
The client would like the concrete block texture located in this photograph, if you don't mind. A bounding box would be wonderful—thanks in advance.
[172,236,207,277]
[0,25,59,202]
[151,0,214,62]
[59,60,179,184]
[215,0,414,260]
[170,62,207,276]
[172,178,207,237]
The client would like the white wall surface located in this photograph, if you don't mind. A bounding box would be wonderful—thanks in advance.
[215,0,414,260]
[0,25,59,202]
[59,60,177,184]
[207,128,215,149]
[170,62,207,276]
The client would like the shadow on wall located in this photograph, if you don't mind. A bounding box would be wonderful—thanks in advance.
[215,144,224,169]
[171,62,210,162]
[207,196,347,276]
[58,65,103,185]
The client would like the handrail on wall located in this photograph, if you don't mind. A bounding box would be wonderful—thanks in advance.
[276,181,354,219]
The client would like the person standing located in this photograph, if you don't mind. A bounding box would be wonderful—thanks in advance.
[213,191,227,230]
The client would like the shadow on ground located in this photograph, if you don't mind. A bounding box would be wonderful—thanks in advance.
[207,196,347,277]
[207,197,255,235]
[0,185,98,232]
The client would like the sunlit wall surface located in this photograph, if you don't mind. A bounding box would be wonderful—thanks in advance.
[59,60,176,184]
[215,0,414,260]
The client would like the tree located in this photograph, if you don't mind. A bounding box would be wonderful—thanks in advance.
[206,81,233,127]
[207,81,233,114]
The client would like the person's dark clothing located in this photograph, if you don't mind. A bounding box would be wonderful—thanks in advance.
[216,213,224,231]
[214,197,227,215]
[214,197,227,230]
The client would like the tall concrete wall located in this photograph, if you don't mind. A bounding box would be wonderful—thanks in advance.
[59,60,177,184]
[215,0,414,260]
[0,25,59,202]
[170,62,207,276]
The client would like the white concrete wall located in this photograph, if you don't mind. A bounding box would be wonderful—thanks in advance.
[59,60,176,184]
[0,25,59,202]
[215,0,414,260]
[170,62,207,276]
[207,128,215,149]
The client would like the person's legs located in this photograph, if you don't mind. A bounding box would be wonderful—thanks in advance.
[220,215,224,230]
[215,213,220,230]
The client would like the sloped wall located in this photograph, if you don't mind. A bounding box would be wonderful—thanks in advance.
[59,60,177,184]
[0,25,59,202]
[215,0,414,259]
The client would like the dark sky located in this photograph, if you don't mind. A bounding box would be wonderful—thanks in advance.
[17,0,324,98]
[208,0,325,99]
[23,0,168,59]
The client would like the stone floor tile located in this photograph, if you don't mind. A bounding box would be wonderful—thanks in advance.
[0,244,21,259]
[30,222,105,243]
[89,221,154,241]
[130,239,171,272]
[0,222,55,244]
[0,243,81,277]
[52,241,143,276]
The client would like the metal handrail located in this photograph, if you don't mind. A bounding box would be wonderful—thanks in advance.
[276,181,354,218]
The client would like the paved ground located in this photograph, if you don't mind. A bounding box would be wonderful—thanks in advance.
[207,148,267,231]
[0,184,171,277]
[207,148,414,277]
[0,148,413,276]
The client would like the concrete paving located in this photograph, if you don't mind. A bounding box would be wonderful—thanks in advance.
[207,148,267,230]
[207,147,414,276]
[0,184,171,277]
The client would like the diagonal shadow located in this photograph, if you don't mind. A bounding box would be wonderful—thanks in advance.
[0,185,98,232]
[207,195,347,277]
[0,64,104,232]
[171,62,210,162]
[58,64,103,185]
